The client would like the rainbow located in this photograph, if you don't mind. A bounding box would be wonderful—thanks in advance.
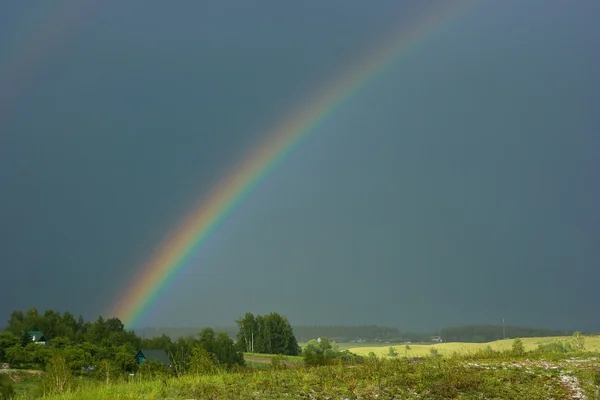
[109,0,475,327]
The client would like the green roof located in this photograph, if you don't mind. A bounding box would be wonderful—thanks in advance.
[25,331,47,342]
[136,349,172,366]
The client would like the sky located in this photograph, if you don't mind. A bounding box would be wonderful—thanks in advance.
[1,0,599,333]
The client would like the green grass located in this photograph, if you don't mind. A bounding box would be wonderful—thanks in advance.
[0,370,43,399]
[13,335,600,399]
[38,354,600,400]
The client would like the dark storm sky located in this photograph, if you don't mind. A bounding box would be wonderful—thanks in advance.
[1,0,599,332]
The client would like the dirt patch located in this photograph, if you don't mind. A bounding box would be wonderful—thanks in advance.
[0,369,44,376]
[244,356,298,367]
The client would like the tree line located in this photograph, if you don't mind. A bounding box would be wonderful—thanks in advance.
[0,307,301,379]
[235,312,300,355]
[292,326,440,343]
[440,325,573,343]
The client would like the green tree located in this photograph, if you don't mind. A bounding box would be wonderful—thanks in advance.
[168,336,196,376]
[61,345,90,372]
[235,313,257,352]
[141,334,172,350]
[388,346,398,357]
[23,308,41,333]
[4,344,29,366]
[0,332,18,361]
[302,337,362,366]
[198,328,217,354]
[19,330,32,347]
[6,311,25,335]
[511,338,525,356]
[50,337,72,349]
[189,345,218,375]
[112,344,138,372]
[197,328,243,368]
[247,313,300,355]
[85,316,108,344]
[25,343,51,367]
[214,332,244,367]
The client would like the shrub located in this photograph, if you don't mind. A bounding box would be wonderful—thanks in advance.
[42,352,74,396]
[189,345,219,375]
[96,359,121,384]
[571,331,585,350]
[511,338,525,356]
[536,340,573,356]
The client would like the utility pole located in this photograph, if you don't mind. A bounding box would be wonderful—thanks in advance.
[251,331,254,353]
[503,318,506,340]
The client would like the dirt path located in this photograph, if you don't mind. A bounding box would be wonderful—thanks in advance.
[244,356,299,367]
[0,369,43,375]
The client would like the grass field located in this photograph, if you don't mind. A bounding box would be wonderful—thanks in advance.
[347,335,600,358]
[7,335,600,399]
[41,354,600,399]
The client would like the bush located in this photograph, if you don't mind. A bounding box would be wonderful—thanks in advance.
[303,351,327,367]
[302,337,362,366]
[571,331,585,350]
[189,345,219,375]
[42,352,74,396]
[511,338,525,356]
[536,340,573,355]
[338,350,364,364]
[138,360,171,380]
[96,359,122,384]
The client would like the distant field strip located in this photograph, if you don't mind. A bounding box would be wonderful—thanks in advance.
[347,336,600,357]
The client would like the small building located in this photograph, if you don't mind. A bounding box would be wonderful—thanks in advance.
[135,349,173,367]
[28,331,48,345]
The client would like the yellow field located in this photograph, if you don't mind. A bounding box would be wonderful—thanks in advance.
[347,335,600,358]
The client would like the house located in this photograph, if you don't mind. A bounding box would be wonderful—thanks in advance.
[28,331,48,345]
[134,349,173,367]
[431,336,443,343]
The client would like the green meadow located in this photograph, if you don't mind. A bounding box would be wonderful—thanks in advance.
[4,335,596,400]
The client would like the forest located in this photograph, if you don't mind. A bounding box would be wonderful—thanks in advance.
[0,308,299,376]
[439,325,573,343]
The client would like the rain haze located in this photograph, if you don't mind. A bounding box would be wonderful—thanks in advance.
[1,0,599,333]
